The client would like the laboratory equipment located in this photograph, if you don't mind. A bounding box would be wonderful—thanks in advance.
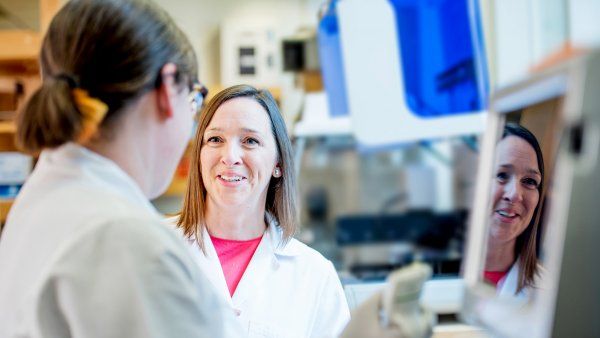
[341,263,435,338]
[333,0,489,146]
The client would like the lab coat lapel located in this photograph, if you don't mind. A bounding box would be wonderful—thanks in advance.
[231,224,279,307]
[498,260,522,298]
[193,228,232,303]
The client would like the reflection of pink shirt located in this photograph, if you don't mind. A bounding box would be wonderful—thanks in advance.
[210,235,263,297]
[484,270,508,286]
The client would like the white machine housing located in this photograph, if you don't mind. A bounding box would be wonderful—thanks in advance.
[336,0,487,147]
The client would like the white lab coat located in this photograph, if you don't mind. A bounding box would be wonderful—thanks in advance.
[169,215,351,338]
[0,143,239,338]
[497,259,545,300]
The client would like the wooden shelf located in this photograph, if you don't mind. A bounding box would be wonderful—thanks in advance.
[0,58,39,77]
[0,121,17,134]
[161,141,193,197]
[164,177,188,196]
[1,198,14,224]
[0,121,17,151]
[0,0,61,230]
[0,31,41,64]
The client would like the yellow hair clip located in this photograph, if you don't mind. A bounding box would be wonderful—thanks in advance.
[72,88,109,143]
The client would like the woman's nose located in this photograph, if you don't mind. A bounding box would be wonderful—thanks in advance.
[502,180,523,203]
[221,142,242,166]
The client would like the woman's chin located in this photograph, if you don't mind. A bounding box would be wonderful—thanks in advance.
[210,194,251,209]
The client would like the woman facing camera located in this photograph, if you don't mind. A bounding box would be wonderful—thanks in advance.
[173,85,350,337]
[485,123,545,298]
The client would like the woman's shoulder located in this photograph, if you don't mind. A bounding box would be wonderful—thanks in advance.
[163,215,180,231]
[46,214,194,277]
[162,214,191,239]
[276,235,336,273]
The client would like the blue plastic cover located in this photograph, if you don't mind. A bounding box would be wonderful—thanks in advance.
[388,0,489,117]
[317,0,349,117]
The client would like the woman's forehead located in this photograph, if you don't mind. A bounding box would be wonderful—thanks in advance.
[207,97,271,132]
[496,136,540,174]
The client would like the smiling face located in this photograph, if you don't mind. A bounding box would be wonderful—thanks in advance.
[489,136,541,246]
[200,97,280,213]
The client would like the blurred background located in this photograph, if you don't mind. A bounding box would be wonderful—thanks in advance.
[1,0,600,310]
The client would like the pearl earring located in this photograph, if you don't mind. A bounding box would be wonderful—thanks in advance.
[274,168,281,177]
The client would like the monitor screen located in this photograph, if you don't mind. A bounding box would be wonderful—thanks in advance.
[461,91,567,338]
[479,96,562,303]
[463,52,600,338]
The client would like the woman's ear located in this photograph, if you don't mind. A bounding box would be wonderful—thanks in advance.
[156,63,178,118]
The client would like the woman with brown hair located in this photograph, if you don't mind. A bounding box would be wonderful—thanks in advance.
[485,123,545,297]
[173,84,350,337]
[0,0,237,336]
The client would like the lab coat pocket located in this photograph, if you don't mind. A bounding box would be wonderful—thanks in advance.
[248,321,301,338]
[248,321,279,338]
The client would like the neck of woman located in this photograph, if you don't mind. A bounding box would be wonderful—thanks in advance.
[204,202,267,240]
[485,239,516,272]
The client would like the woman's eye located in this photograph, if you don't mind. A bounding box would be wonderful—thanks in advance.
[496,172,509,182]
[523,177,539,189]
[244,137,260,146]
[206,136,222,143]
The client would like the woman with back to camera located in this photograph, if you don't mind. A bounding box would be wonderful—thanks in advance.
[0,0,240,336]
[172,84,351,337]
[485,123,545,298]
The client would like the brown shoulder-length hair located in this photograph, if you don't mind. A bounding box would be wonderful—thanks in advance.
[503,123,545,294]
[177,84,298,251]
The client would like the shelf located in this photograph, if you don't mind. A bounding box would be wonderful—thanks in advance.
[164,177,188,196]
[0,58,39,76]
[0,121,18,151]
[161,141,193,197]
[0,0,61,77]
[0,198,14,224]
[0,31,41,59]
[0,121,17,134]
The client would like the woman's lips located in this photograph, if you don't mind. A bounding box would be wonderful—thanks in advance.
[217,173,247,187]
[494,209,520,224]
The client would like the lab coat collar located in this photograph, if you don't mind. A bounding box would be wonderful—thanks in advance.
[196,226,233,304]
[498,258,530,300]
[40,143,157,216]
[265,212,301,258]
[231,214,301,306]
[195,213,300,307]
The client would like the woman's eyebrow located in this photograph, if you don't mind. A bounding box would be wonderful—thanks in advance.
[241,127,262,134]
[527,168,542,177]
[206,127,223,132]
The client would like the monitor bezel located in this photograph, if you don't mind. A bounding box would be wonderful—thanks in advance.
[460,54,591,338]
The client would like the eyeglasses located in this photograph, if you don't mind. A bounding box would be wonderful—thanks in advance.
[189,83,208,113]
[157,72,208,113]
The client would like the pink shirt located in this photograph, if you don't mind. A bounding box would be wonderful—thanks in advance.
[484,270,509,286]
[210,235,263,297]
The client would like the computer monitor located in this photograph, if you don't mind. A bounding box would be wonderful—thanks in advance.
[462,51,600,337]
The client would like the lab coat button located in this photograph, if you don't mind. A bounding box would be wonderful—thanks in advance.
[233,308,241,317]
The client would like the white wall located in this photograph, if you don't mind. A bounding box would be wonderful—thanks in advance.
[154,0,323,87]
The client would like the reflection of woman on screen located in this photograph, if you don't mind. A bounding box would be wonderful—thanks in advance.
[484,123,544,297]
